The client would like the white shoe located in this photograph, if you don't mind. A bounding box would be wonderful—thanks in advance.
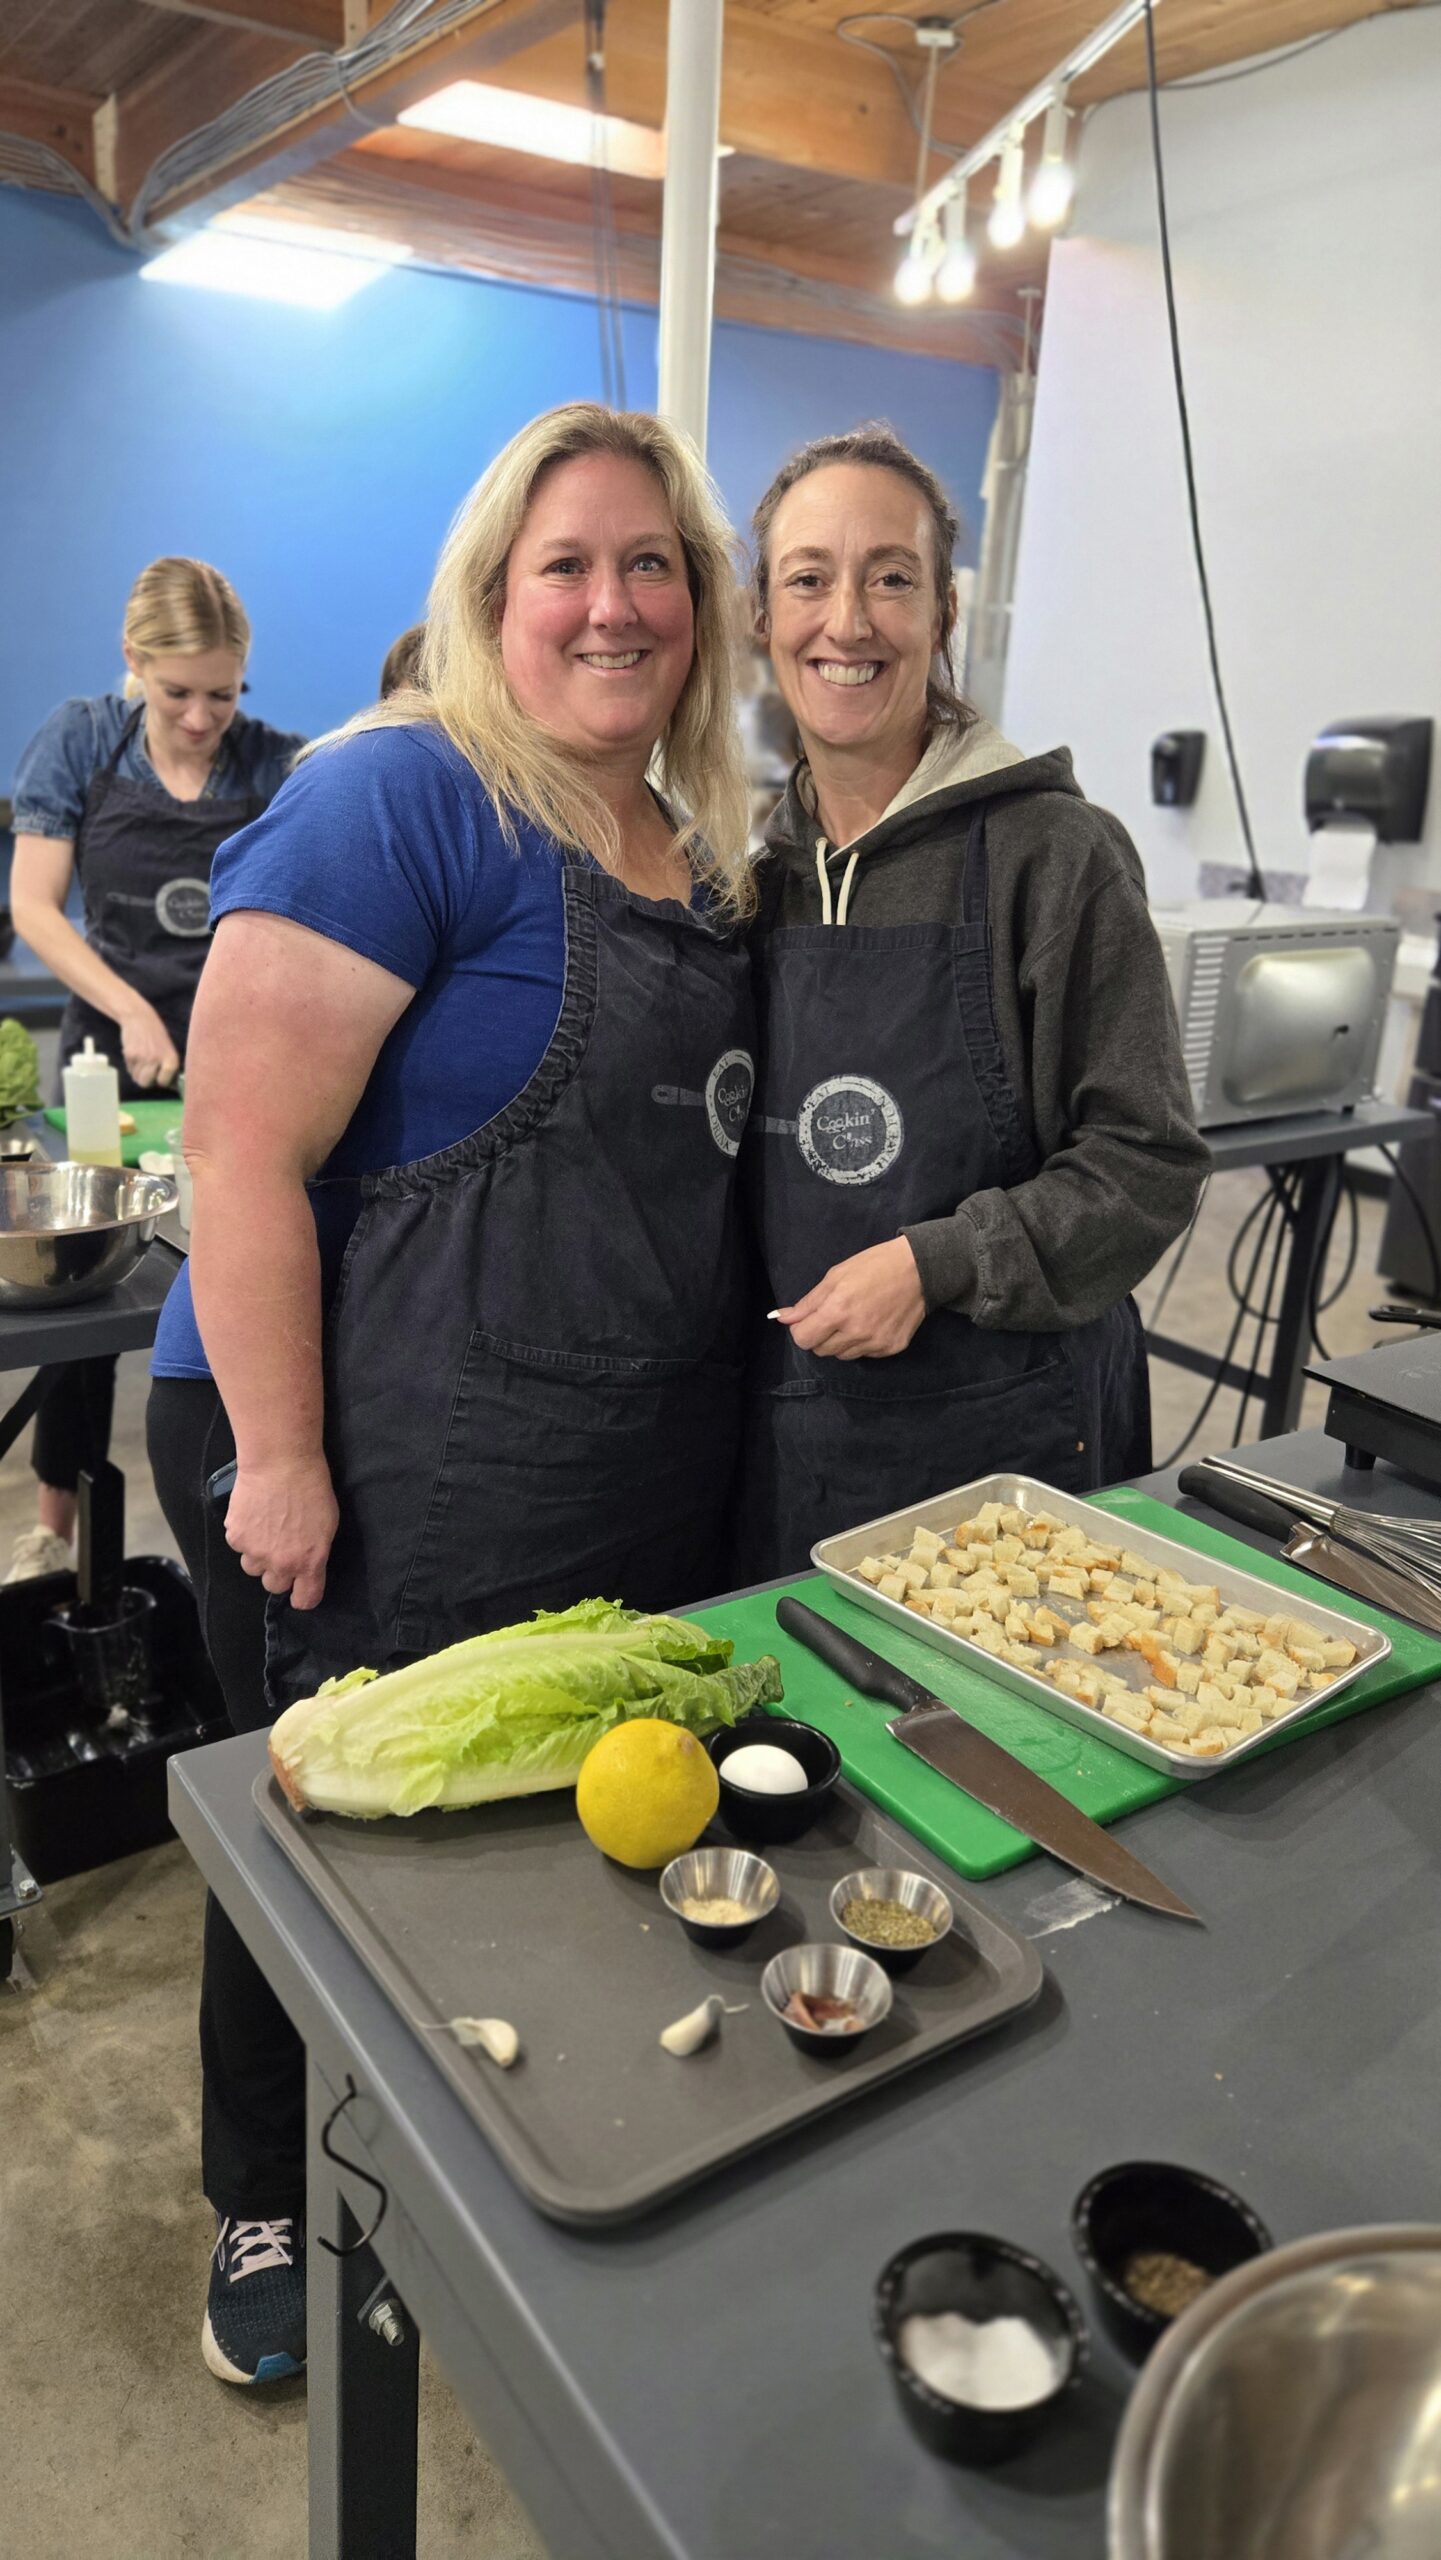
[5,1527,74,1583]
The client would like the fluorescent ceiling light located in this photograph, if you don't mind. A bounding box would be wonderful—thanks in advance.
[401,79,670,179]
[141,218,409,308]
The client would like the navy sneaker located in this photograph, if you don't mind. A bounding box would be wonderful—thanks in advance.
[202,2215,307,2385]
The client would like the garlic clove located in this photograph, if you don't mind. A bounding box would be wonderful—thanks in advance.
[443,2016,520,2066]
[659,1994,724,2057]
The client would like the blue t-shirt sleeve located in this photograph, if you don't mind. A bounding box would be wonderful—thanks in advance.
[12,697,106,836]
[209,726,480,988]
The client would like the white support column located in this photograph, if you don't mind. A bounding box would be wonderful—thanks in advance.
[656,0,724,457]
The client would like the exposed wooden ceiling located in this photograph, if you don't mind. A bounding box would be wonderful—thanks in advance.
[0,1,1422,365]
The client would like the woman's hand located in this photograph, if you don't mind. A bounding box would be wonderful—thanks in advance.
[223,1455,339,1610]
[118,998,180,1090]
[773,1237,927,1361]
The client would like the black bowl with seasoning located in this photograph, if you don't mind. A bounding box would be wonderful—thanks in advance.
[658,1847,780,1949]
[829,1866,954,1976]
[707,1717,840,1846]
[874,2231,1088,2466]
[1071,2160,1273,2360]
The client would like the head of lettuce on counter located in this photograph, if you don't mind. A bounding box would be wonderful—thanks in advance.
[268,1598,783,1818]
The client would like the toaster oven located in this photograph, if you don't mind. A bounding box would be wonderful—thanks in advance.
[1152,905,1400,1131]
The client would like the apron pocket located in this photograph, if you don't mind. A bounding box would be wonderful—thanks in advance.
[740,1351,1091,1582]
[394,1328,743,1648]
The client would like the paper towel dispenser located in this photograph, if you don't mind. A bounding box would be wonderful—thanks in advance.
[1152,730,1205,807]
[1304,717,1432,843]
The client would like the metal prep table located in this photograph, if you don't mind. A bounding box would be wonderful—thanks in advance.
[167,1430,1441,2560]
[1146,1097,1435,1438]
[0,1236,181,1960]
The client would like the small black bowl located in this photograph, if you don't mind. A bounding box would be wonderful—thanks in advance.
[707,1717,840,1845]
[874,2231,1088,2466]
[1071,2159,1273,2360]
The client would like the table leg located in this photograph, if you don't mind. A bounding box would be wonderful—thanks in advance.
[1262,1155,1342,1439]
[307,2060,419,2560]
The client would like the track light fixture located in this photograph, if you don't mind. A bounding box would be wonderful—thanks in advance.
[935,186,976,302]
[895,210,943,305]
[886,3,1169,298]
[1029,92,1075,229]
[987,126,1027,250]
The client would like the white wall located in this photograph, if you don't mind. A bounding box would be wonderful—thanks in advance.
[1004,10,1441,908]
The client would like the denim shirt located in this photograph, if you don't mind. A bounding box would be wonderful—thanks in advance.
[12,693,306,838]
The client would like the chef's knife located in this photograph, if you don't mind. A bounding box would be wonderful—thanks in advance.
[1176,1464,1441,1637]
[775,1597,1198,1922]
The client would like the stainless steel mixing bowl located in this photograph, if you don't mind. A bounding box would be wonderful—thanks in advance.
[0,1165,179,1307]
[1109,2224,1441,2560]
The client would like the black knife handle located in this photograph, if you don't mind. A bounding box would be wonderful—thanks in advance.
[1177,1465,1299,1545]
[775,1597,920,1713]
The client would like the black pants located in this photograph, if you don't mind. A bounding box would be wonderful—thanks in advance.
[32,1356,118,1492]
[147,1376,306,2216]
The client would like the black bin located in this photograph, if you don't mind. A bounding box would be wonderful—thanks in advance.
[1,1556,229,1884]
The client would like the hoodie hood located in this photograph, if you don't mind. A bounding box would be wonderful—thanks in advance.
[763,717,1083,877]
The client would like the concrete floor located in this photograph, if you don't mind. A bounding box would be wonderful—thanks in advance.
[0,1169,1399,2558]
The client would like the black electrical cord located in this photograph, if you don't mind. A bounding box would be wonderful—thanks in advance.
[1141,1,1264,901]
[1308,1173,1360,1361]
[1224,1172,1295,1320]
[585,0,628,411]
[1154,1165,1289,1470]
[1231,1169,1299,1446]
[1379,1142,1441,1303]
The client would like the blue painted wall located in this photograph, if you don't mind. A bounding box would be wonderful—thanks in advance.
[0,188,997,781]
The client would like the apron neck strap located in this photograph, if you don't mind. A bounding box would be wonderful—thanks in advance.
[960,806,990,927]
[109,701,147,774]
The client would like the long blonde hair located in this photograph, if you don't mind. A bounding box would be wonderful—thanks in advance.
[313,405,753,913]
[122,557,250,698]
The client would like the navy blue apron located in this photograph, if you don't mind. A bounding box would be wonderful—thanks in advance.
[266,858,756,1711]
[59,706,263,1077]
[735,813,1150,1582]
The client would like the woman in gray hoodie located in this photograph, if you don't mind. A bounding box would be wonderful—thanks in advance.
[738,423,1209,1578]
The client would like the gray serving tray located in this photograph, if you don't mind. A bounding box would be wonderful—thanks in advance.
[813,1472,1390,1780]
[254,1770,1043,2225]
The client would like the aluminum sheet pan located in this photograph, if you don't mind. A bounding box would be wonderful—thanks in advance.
[254,1771,1043,2226]
[812,1474,1390,1781]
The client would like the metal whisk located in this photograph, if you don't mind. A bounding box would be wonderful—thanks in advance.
[1201,1455,1441,1607]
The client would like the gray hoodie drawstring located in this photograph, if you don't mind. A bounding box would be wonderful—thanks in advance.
[814,837,863,927]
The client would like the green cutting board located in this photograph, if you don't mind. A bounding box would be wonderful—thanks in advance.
[691,1491,1441,1881]
[45,1100,179,1167]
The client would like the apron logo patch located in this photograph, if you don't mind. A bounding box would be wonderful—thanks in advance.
[797,1075,904,1185]
[154,877,212,938]
[705,1049,756,1156]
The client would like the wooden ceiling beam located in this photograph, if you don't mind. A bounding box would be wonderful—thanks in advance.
[447,1,973,191]
[0,77,101,187]
[131,0,353,45]
[120,0,584,225]
[114,23,312,211]
[109,0,979,231]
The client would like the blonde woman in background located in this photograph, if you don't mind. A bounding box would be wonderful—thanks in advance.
[144,405,753,2385]
[8,558,303,1577]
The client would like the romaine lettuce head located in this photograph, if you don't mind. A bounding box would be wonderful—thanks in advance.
[268,1596,784,1819]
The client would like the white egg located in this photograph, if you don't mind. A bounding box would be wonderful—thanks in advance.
[723,1742,809,1796]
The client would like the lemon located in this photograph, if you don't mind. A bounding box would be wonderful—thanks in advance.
[576,1719,720,1869]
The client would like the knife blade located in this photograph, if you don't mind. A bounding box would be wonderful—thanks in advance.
[1282,1526,1441,1637]
[775,1597,1199,1922]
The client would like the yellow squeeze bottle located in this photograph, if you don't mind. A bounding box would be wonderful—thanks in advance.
[63,1037,123,1167]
